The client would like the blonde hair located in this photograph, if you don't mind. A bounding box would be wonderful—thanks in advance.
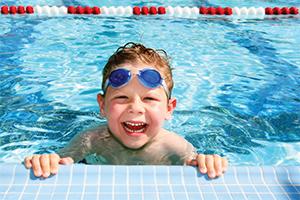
[102,42,173,96]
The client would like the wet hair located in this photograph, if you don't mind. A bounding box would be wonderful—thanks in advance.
[101,42,173,96]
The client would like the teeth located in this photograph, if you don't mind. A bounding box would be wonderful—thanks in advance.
[124,126,145,133]
[123,121,147,134]
[124,122,145,126]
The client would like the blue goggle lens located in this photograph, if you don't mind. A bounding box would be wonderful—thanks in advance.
[138,69,162,88]
[109,68,131,88]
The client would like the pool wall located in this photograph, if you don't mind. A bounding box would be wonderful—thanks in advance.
[0,164,299,200]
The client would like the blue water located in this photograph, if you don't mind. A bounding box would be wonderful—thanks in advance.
[0,0,299,165]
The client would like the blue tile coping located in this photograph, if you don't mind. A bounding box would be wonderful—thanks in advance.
[0,164,299,200]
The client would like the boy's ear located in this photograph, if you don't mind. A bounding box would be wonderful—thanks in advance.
[165,98,177,120]
[97,93,106,117]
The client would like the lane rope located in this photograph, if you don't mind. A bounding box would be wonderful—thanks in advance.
[0,6,299,19]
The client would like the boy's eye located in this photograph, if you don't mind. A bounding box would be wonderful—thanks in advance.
[115,95,128,99]
[144,97,158,101]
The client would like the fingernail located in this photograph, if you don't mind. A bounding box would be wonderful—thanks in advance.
[35,173,41,177]
[43,172,50,177]
[200,168,207,173]
[210,172,215,178]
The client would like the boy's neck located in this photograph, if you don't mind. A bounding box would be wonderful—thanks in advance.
[106,126,166,151]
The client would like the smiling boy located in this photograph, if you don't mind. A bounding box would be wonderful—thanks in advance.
[24,42,227,178]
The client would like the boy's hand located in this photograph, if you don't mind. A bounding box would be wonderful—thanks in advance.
[188,154,228,179]
[24,154,74,178]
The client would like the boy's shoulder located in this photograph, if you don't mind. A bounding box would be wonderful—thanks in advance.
[78,125,111,142]
[153,129,197,163]
[83,125,108,134]
[158,129,194,150]
[160,129,186,141]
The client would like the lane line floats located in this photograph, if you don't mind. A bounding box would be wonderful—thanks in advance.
[0,6,299,19]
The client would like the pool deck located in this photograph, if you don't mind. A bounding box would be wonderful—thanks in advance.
[0,164,299,200]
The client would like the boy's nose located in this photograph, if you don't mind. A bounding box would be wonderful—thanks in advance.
[128,97,145,114]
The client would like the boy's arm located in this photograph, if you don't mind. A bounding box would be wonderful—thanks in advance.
[58,126,109,162]
[162,132,198,164]
[164,131,228,178]
[57,132,93,163]
[24,131,93,178]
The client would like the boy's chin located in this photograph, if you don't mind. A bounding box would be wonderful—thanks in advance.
[122,140,148,150]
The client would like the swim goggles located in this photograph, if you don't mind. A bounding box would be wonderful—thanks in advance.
[103,67,170,98]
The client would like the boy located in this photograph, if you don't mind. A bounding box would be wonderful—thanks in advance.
[24,43,228,179]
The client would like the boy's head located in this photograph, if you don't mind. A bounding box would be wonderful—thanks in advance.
[101,42,174,97]
[97,43,177,149]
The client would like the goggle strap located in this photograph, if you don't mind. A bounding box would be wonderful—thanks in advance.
[103,79,110,92]
[161,80,170,99]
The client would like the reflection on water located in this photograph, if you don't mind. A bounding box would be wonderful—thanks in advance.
[172,107,300,165]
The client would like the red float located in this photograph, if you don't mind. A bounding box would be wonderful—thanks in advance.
[26,6,34,14]
[265,7,273,15]
[68,6,76,14]
[17,6,25,14]
[76,6,84,14]
[84,6,92,14]
[216,7,224,15]
[224,7,232,15]
[10,6,17,14]
[141,6,149,15]
[273,7,281,15]
[200,7,208,14]
[93,7,100,15]
[208,7,216,15]
[290,7,299,15]
[281,7,289,15]
[1,6,9,14]
[133,6,141,15]
[149,7,157,15]
[158,7,166,14]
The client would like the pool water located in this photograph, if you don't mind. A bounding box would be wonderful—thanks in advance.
[0,0,299,165]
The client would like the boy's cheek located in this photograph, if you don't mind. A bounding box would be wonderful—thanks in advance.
[105,105,124,119]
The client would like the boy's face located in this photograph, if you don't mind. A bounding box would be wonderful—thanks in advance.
[97,62,176,149]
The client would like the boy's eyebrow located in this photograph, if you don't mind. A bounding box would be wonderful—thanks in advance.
[144,90,163,95]
[108,89,125,96]
[109,87,164,97]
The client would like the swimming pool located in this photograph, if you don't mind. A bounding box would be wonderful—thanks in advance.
[0,0,300,167]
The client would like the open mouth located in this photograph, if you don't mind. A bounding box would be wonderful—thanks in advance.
[122,121,148,135]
